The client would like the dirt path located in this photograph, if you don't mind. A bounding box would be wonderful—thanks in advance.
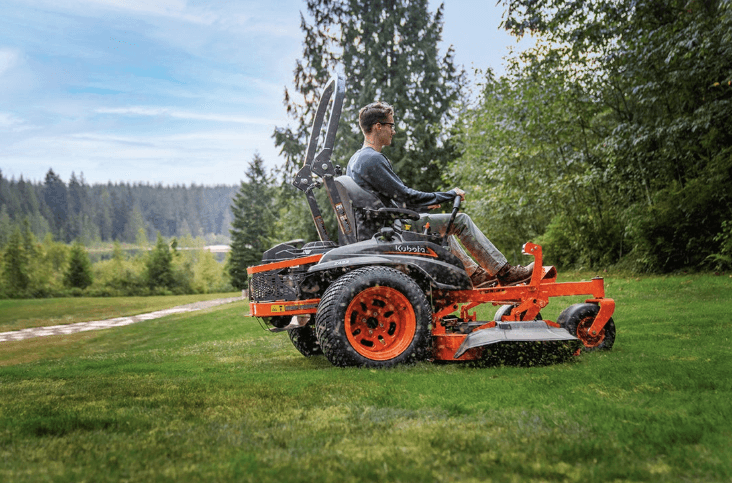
[0,296,245,343]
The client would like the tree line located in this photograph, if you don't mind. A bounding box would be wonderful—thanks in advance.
[0,220,232,299]
[0,169,237,247]
[232,0,731,276]
[0,169,237,299]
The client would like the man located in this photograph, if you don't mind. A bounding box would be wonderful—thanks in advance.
[346,101,534,287]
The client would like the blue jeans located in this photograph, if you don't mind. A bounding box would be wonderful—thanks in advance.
[410,213,507,276]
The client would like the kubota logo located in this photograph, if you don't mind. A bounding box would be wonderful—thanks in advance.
[384,245,438,257]
[395,245,426,254]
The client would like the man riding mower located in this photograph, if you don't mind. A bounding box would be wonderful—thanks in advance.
[247,75,616,368]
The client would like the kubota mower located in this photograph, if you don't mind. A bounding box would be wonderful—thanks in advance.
[247,75,616,368]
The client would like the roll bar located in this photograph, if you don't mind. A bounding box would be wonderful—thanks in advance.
[290,75,356,244]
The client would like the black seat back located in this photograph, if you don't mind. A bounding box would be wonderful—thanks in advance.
[334,176,385,243]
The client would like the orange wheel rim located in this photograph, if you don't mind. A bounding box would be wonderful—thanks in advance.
[344,286,416,361]
[577,316,604,348]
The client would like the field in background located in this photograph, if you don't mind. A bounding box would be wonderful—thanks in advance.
[0,274,730,482]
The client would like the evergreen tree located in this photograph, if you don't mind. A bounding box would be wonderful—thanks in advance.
[228,153,275,290]
[125,204,148,244]
[43,169,68,240]
[95,188,113,241]
[146,233,174,290]
[64,240,93,289]
[2,227,29,296]
[21,217,36,257]
[274,0,463,192]
[0,205,11,247]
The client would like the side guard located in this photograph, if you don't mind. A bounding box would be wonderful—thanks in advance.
[453,321,577,359]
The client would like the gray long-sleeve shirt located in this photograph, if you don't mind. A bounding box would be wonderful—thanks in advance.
[346,147,456,211]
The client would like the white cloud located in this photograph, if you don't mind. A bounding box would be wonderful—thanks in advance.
[95,106,284,125]
[0,111,32,132]
[0,48,20,77]
[3,126,285,185]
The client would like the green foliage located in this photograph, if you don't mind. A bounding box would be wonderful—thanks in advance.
[63,240,94,290]
[0,204,11,247]
[450,0,732,271]
[192,249,230,294]
[708,220,732,270]
[1,227,29,297]
[272,193,321,246]
[228,154,275,290]
[145,233,174,291]
[275,0,463,210]
[91,255,147,297]
[0,232,232,299]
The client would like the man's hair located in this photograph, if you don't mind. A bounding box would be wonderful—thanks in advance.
[359,102,394,134]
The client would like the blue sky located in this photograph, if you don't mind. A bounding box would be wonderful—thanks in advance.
[0,0,529,186]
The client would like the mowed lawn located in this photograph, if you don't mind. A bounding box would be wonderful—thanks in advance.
[0,275,730,482]
[0,292,243,332]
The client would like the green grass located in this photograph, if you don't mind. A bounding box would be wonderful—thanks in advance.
[0,292,242,332]
[0,274,730,482]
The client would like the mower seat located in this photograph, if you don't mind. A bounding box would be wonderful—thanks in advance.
[334,175,419,244]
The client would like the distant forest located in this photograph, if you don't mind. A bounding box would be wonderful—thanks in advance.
[0,169,238,246]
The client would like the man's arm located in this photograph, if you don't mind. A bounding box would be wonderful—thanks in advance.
[361,154,456,209]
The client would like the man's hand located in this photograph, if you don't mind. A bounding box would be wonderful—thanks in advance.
[453,188,466,201]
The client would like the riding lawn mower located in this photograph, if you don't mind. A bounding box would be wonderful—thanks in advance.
[247,75,616,368]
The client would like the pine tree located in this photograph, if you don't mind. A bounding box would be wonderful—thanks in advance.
[146,233,174,290]
[2,227,29,296]
[64,240,93,289]
[43,169,68,241]
[274,0,463,192]
[228,153,275,290]
[0,205,11,247]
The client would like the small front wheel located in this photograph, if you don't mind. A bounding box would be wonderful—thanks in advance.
[315,266,432,368]
[557,303,616,351]
[288,319,322,357]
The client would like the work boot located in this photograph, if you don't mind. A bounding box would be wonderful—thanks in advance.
[470,266,497,288]
[496,262,535,286]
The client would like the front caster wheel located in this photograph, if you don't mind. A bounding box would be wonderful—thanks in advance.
[288,319,322,357]
[557,303,616,351]
[315,266,432,368]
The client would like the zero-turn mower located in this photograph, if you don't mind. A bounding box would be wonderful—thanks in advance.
[247,75,616,368]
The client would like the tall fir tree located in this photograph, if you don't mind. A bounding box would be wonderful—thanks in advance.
[43,169,68,241]
[228,153,275,290]
[274,0,463,192]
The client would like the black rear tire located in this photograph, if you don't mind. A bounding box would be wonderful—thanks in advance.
[315,266,432,368]
[288,320,323,357]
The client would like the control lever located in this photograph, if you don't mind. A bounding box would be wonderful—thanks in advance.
[442,195,462,246]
